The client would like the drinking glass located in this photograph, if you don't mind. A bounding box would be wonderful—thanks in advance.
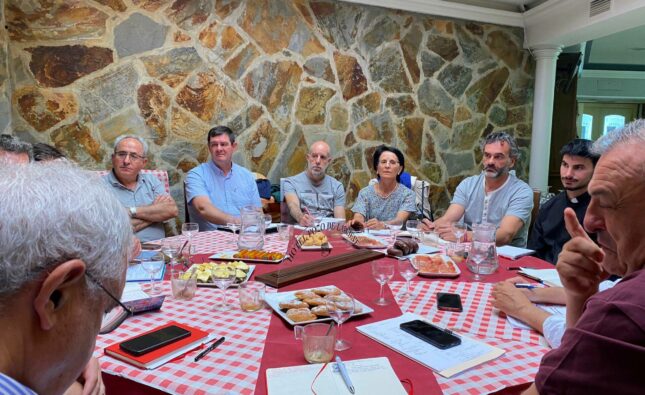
[398,259,419,299]
[181,222,199,261]
[451,222,467,243]
[171,270,197,300]
[140,252,164,295]
[325,293,355,351]
[277,224,292,241]
[238,281,265,312]
[264,214,273,229]
[210,270,237,310]
[371,261,395,306]
[468,241,488,281]
[405,220,419,240]
[161,239,181,271]
[226,222,239,234]
[385,223,402,247]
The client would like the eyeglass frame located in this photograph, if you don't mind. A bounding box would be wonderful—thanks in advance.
[378,159,400,166]
[114,151,146,162]
[85,271,133,315]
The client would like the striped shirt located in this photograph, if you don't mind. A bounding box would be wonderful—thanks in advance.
[0,373,36,395]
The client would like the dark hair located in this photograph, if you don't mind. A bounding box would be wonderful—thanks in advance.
[207,126,236,144]
[373,145,405,183]
[480,132,519,160]
[33,143,66,161]
[560,138,599,166]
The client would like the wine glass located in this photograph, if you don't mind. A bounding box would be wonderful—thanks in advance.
[451,222,467,243]
[211,270,237,310]
[325,293,355,351]
[181,222,199,261]
[264,214,273,231]
[385,223,402,247]
[371,261,395,306]
[405,220,419,241]
[468,241,488,281]
[398,259,419,299]
[140,252,164,295]
[226,222,239,234]
[161,239,181,271]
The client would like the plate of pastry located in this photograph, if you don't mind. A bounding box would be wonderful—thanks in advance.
[342,233,387,249]
[296,232,332,250]
[264,285,374,325]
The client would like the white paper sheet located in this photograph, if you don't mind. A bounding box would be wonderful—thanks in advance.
[497,245,535,260]
[519,268,563,287]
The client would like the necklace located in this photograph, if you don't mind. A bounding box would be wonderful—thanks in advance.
[375,183,396,199]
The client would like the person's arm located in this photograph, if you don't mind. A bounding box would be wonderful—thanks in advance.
[495,215,525,246]
[333,182,346,220]
[333,206,346,220]
[132,195,178,223]
[131,217,152,231]
[433,204,466,240]
[285,192,313,226]
[505,277,567,304]
[491,281,551,334]
[558,208,607,327]
[191,195,239,225]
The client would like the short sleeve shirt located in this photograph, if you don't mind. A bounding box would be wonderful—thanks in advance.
[103,170,165,242]
[352,183,416,222]
[282,171,345,218]
[185,161,262,231]
[452,172,533,247]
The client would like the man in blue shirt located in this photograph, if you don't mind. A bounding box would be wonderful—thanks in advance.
[186,126,262,231]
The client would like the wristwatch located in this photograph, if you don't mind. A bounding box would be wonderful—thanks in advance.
[129,206,137,217]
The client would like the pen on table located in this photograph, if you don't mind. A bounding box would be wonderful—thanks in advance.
[517,271,545,284]
[335,356,355,394]
[194,336,225,362]
[514,283,537,289]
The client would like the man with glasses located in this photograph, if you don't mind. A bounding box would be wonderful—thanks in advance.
[421,132,533,247]
[186,126,261,230]
[0,162,133,395]
[283,141,346,226]
[104,135,178,242]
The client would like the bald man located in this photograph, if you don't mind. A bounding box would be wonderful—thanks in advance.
[283,141,346,226]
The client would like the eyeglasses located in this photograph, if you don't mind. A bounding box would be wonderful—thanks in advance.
[85,271,132,315]
[115,151,145,162]
[379,160,400,166]
[308,153,329,161]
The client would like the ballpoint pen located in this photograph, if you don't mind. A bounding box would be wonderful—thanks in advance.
[517,271,545,284]
[194,336,225,362]
[335,356,355,394]
[514,283,537,289]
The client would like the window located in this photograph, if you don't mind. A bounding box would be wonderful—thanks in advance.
[603,115,625,136]
[581,114,593,139]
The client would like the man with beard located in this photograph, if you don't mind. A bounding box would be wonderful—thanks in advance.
[528,139,599,264]
[421,132,533,247]
[104,135,178,242]
[283,141,346,226]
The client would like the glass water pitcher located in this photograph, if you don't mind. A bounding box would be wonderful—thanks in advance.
[237,206,265,250]
[466,222,499,275]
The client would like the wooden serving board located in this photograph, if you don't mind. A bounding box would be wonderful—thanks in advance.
[255,249,384,288]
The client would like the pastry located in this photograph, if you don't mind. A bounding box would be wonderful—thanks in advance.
[294,290,318,300]
[286,308,317,322]
[312,286,341,296]
[279,299,308,310]
[303,297,326,306]
[311,305,330,317]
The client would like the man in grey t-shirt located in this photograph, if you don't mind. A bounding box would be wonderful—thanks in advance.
[422,132,533,247]
[283,141,346,226]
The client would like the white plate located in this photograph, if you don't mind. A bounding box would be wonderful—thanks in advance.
[264,286,374,326]
[186,264,255,287]
[299,242,333,250]
[412,254,461,278]
[342,233,387,249]
[209,250,285,264]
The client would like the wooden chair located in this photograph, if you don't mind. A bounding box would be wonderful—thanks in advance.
[528,189,542,239]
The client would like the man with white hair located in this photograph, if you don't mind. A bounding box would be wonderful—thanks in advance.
[104,135,178,242]
[283,140,346,226]
[523,119,645,394]
[0,134,32,164]
[0,163,133,394]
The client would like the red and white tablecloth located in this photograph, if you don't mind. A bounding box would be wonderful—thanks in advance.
[159,231,289,255]
[389,280,549,347]
[95,282,276,395]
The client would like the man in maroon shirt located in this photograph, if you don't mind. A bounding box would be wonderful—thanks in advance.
[524,119,645,395]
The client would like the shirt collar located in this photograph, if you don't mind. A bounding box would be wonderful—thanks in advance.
[208,161,235,177]
[0,372,37,395]
[108,169,142,190]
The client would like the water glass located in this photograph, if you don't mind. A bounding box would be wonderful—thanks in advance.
[325,293,355,351]
[211,271,236,310]
[277,224,292,241]
[161,239,181,271]
[467,241,488,281]
[140,252,165,295]
[181,222,199,260]
[238,281,265,312]
[294,323,336,364]
[264,214,273,229]
[171,270,197,300]
[405,220,419,240]
[386,223,402,247]
[398,260,419,299]
[371,261,395,306]
[226,222,239,234]
[451,222,467,243]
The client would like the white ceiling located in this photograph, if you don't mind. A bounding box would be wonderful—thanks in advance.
[442,0,549,12]
[585,24,645,69]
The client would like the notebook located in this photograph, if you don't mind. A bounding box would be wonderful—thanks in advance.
[497,245,535,260]
[266,357,407,395]
[104,321,211,369]
[356,313,504,378]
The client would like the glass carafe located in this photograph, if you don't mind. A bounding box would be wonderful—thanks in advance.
[466,222,498,275]
[237,206,265,250]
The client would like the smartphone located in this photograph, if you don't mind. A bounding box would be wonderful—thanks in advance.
[400,320,461,349]
[436,292,463,312]
[119,325,191,356]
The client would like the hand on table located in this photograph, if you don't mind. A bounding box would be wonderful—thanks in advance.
[491,281,534,317]
[419,218,435,231]
[131,237,142,259]
[435,223,456,241]
[557,208,608,299]
[299,213,314,227]
[365,218,386,230]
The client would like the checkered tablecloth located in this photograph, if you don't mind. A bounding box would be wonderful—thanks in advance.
[159,231,289,255]
[435,336,548,395]
[390,281,549,347]
[95,282,276,395]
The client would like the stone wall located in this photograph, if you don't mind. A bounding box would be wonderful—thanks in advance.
[0,0,10,133]
[4,0,535,224]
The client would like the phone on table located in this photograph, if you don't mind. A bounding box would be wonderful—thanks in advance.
[399,320,461,350]
[120,325,191,356]
[436,292,463,312]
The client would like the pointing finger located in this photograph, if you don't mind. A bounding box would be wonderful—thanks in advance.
[564,207,590,240]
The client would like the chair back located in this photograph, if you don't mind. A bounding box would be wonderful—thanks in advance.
[279,178,296,224]
[183,180,190,223]
[528,189,542,239]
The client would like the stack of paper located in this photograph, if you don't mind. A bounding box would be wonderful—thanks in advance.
[266,357,407,395]
[497,245,535,260]
[520,268,562,287]
[356,313,504,378]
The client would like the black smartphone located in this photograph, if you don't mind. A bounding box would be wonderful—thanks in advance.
[400,320,461,349]
[119,325,191,356]
[436,292,463,312]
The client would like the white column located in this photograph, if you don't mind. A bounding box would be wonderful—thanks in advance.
[528,45,562,193]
